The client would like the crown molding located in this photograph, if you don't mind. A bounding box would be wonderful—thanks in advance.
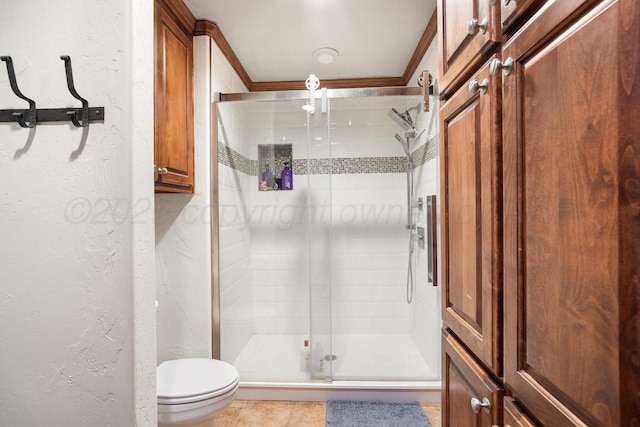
[157,0,196,34]
[193,21,253,90]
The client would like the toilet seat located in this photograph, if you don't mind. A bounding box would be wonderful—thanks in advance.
[157,358,239,405]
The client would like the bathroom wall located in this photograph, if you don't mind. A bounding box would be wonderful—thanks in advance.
[0,1,156,425]
[155,36,213,363]
[212,41,254,363]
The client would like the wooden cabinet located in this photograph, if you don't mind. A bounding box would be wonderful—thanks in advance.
[437,0,501,98]
[440,56,502,375]
[502,0,640,425]
[439,0,640,425]
[443,330,503,427]
[503,398,536,427]
[500,0,545,34]
[154,0,194,193]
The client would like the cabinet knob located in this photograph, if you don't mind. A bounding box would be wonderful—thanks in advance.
[468,17,489,35]
[468,78,490,95]
[489,57,515,76]
[158,167,168,175]
[470,397,492,414]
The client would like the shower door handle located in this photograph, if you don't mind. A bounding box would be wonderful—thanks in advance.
[426,195,438,286]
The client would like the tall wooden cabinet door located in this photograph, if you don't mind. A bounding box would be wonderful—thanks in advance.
[440,56,502,375]
[443,330,503,427]
[437,0,501,98]
[502,0,640,425]
[155,2,194,192]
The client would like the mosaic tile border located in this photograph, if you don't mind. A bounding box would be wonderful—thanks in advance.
[412,135,439,168]
[218,134,439,176]
[218,143,253,175]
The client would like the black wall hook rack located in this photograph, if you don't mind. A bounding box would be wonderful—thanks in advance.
[0,55,104,128]
[0,56,36,128]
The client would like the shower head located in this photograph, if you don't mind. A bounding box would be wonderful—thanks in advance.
[388,108,414,131]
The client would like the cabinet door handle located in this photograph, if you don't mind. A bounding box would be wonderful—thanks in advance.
[468,17,489,35]
[489,57,515,76]
[158,167,168,175]
[468,78,490,95]
[470,397,492,414]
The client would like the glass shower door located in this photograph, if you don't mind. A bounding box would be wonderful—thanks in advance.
[306,100,333,381]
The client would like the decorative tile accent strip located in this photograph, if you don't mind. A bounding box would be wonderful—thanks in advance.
[218,143,253,175]
[291,157,407,175]
[218,135,439,176]
[411,135,439,168]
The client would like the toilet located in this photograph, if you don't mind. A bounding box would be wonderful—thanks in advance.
[157,358,240,427]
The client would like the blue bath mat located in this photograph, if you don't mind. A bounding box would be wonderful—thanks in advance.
[326,400,432,427]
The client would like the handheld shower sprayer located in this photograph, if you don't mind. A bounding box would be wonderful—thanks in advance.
[389,102,422,305]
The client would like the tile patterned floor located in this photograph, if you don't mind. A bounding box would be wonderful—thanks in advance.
[215,400,441,427]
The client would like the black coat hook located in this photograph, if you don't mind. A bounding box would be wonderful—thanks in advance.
[1,56,36,128]
[60,55,89,127]
[1,55,104,129]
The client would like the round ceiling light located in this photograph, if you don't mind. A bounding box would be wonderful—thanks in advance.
[313,47,339,64]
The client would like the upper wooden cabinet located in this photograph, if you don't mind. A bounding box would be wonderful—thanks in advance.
[502,0,640,425]
[154,0,194,193]
[440,55,503,376]
[437,0,501,99]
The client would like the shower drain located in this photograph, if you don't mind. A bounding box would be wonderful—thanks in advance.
[323,354,337,361]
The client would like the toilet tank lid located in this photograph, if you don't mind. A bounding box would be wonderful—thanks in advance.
[157,358,239,399]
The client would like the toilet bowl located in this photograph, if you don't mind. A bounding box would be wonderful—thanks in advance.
[157,358,240,427]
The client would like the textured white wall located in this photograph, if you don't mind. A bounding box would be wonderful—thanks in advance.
[131,0,158,425]
[0,0,156,425]
[155,36,213,363]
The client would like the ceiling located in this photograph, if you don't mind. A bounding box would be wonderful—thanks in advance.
[183,0,437,84]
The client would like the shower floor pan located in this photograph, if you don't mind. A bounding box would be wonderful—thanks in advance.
[231,334,440,403]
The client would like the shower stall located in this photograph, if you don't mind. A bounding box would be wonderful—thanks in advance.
[214,86,440,400]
